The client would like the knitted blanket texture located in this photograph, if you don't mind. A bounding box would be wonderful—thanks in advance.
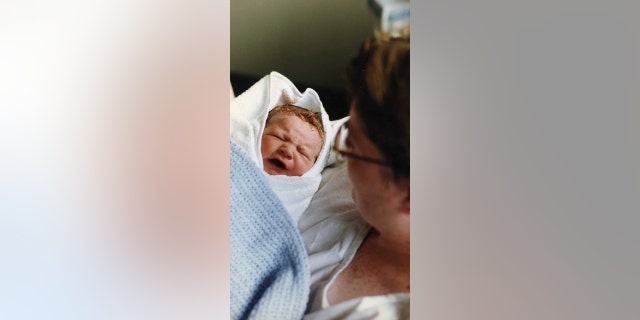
[230,141,310,320]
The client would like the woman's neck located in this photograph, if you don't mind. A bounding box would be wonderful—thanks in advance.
[366,228,410,269]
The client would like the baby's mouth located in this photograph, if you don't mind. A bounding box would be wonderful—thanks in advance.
[269,158,286,170]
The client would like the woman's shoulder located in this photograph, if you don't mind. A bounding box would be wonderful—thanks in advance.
[298,163,371,304]
[298,164,358,229]
[298,164,368,256]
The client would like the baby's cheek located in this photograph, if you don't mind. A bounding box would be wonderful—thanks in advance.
[260,137,271,155]
[293,162,303,176]
[304,160,313,172]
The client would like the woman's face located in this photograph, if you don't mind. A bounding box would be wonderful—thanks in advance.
[346,108,406,228]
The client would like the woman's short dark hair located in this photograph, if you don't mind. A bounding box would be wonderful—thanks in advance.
[346,37,410,180]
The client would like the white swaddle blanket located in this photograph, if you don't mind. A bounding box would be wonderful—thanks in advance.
[231,71,332,223]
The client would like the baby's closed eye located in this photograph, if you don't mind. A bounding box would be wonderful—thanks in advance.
[266,133,284,141]
[298,147,310,160]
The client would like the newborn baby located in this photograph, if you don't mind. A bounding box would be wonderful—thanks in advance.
[230,71,332,223]
[261,105,325,176]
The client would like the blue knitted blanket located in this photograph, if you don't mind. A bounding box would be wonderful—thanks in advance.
[230,141,310,320]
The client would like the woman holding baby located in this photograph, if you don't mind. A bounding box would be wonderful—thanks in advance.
[300,37,410,319]
[229,36,409,319]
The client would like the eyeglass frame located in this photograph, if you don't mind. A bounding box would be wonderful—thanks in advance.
[332,120,393,167]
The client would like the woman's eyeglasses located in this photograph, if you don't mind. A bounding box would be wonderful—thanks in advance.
[332,120,393,167]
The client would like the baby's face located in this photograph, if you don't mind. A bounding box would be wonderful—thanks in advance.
[261,114,323,176]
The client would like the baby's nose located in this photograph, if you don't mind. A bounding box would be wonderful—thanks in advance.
[279,144,294,158]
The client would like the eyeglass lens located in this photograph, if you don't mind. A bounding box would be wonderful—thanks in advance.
[334,122,349,162]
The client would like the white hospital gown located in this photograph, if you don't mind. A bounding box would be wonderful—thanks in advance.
[298,165,410,320]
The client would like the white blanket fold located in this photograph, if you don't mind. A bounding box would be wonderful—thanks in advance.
[231,71,332,222]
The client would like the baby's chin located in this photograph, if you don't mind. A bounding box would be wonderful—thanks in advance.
[262,161,311,177]
[263,167,283,176]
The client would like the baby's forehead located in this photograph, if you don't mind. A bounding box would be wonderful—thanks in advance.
[273,114,322,138]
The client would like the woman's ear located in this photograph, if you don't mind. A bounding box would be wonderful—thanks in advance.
[396,178,410,215]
